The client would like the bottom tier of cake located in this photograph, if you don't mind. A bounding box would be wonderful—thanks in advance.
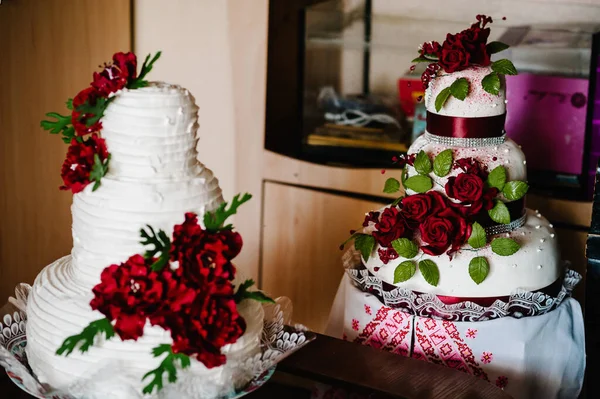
[25,256,264,399]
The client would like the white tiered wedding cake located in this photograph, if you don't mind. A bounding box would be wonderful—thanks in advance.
[27,54,265,399]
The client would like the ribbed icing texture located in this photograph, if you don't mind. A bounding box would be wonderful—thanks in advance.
[26,83,260,398]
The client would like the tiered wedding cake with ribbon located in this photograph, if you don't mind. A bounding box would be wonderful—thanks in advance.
[23,52,284,399]
[330,16,585,399]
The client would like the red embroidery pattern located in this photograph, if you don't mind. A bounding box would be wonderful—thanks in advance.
[481,352,493,364]
[364,304,372,315]
[352,319,360,331]
[354,306,412,356]
[412,319,489,381]
[466,328,477,339]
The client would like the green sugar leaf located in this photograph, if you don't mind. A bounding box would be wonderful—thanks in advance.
[503,180,529,201]
[56,318,114,356]
[491,237,521,256]
[391,238,419,259]
[412,56,435,63]
[76,96,109,127]
[433,149,453,177]
[403,175,433,193]
[488,200,511,224]
[143,343,190,395]
[203,193,252,232]
[140,224,171,271]
[414,150,432,175]
[66,98,74,110]
[394,261,416,283]
[492,59,518,76]
[469,257,490,284]
[487,165,507,191]
[482,72,501,96]
[41,112,72,135]
[90,153,111,192]
[468,222,487,249]
[383,177,401,194]
[339,230,362,250]
[401,166,409,185]
[129,51,162,90]
[391,196,404,206]
[354,234,376,261]
[234,279,275,304]
[450,77,469,101]
[419,259,439,287]
[486,41,510,54]
[435,87,452,112]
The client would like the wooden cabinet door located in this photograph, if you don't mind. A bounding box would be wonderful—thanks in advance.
[261,182,385,332]
[0,0,131,301]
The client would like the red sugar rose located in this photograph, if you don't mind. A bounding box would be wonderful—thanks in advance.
[167,281,246,368]
[401,191,448,224]
[438,39,471,73]
[90,255,195,341]
[420,41,442,58]
[170,213,242,284]
[420,207,471,256]
[71,87,103,136]
[91,52,137,97]
[60,134,109,194]
[362,211,381,227]
[454,157,488,179]
[453,187,499,217]
[372,206,407,247]
[445,172,484,203]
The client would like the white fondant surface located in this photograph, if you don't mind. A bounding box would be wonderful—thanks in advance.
[364,209,563,297]
[425,66,506,117]
[405,136,527,198]
[26,83,259,398]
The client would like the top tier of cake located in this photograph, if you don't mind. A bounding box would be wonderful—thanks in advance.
[425,66,506,118]
[101,82,201,181]
[70,82,224,289]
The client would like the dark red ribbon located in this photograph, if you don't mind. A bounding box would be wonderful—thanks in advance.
[426,112,506,138]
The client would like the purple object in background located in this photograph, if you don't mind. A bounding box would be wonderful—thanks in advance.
[505,73,589,175]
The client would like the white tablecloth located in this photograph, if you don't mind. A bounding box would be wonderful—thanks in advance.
[326,274,585,399]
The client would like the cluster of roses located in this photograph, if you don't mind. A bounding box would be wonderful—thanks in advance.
[365,158,498,264]
[90,212,246,368]
[61,52,139,193]
[419,15,493,89]
[42,52,147,193]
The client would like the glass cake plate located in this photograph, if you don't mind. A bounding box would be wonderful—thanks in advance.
[0,284,314,399]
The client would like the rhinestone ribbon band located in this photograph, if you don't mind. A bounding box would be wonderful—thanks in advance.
[424,131,506,147]
[484,212,527,237]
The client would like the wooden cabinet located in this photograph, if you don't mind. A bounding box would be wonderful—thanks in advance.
[261,182,385,332]
[0,0,131,301]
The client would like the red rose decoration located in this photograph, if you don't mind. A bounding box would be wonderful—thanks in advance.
[460,26,491,66]
[71,87,103,136]
[454,157,488,179]
[362,211,380,227]
[167,282,246,368]
[170,213,240,284]
[372,206,407,247]
[90,255,195,341]
[91,52,137,97]
[420,207,471,256]
[60,134,109,194]
[378,247,399,265]
[420,41,441,57]
[401,191,448,224]
[438,40,471,73]
[445,172,484,203]
[453,187,499,217]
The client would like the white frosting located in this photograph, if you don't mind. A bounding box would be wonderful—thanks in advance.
[405,136,527,198]
[364,209,562,297]
[26,83,259,398]
[426,66,506,117]
[26,257,264,399]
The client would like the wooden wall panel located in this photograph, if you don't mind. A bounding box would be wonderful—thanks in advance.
[0,0,131,301]
[261,182,384,332]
